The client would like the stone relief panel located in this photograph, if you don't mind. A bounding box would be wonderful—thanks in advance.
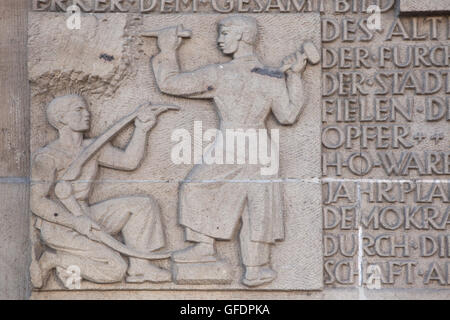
[399,0,450,15]
[28,0,449,298]
[29,12,322,291]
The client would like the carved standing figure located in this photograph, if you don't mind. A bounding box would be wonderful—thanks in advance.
[30,95,177,288]
[147,16,311,287]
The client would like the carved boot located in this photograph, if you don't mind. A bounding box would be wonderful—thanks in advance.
[56,266,82,289]
[30,251,55,289]
[242,265,277,287]
[30,258,45,289]
[171,243,217,263]
[126,260,172,283]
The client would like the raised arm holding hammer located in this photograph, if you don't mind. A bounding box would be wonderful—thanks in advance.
[141,16,319,287]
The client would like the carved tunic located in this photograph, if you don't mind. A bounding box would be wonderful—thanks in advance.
[31,140,165,251]
[153,53,302,243]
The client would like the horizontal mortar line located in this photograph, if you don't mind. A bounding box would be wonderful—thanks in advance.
[28,177,450,184]
[357,288,450,293]
[181,178,322,183]
[322,177,450,183]
[0,255,27,275]
[30,178,323,184]
[33,287,450,294]
[0,177,29,184]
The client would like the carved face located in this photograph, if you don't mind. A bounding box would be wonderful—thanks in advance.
[61,99,91,132]
[217,26,242,55]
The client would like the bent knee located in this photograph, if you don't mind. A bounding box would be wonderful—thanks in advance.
[127,196,160,216]
[94,252,128,283]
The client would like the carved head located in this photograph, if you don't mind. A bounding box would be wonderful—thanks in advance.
[47,95,90,132]
[217,16,257,55]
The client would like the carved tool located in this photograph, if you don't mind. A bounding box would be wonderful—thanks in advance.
[62,104,179,181]
[141,24,192,39]
[89,229,171,260]
[280,40,320,72]
[54,103,179,260]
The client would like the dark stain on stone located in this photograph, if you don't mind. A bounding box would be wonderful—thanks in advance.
[99,53,115,62]
[251,67,284,79]
[207,86,214,91]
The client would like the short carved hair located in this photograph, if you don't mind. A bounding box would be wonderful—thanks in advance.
[46,95,87,129]
[218,16,258,45]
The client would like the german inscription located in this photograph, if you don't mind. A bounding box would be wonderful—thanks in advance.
[321,1,450,289]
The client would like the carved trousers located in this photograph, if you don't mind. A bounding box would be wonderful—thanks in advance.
[40,196,165,283]
[186,203,270,267]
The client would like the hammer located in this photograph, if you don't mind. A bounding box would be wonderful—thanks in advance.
[141,24,192,39]
[280,40,320,73]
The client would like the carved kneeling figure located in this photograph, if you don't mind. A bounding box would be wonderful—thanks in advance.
[30,95,177,288]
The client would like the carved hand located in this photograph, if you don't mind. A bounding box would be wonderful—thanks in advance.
[134,103,180,132]
[142,24,191,53]
[291,51,307,74]
[156,26,184,52]
[135,105,157,132]
[281,51,307,74]
[73,216,101,238]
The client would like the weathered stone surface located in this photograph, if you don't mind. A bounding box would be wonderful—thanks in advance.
[360,181,450,289]
[400,0,450,14]
[0,0,29,175]
[173,260,234,285]
[32,181,322,291]
[1,0,450,300]
[321,0,449,295]
[28,12,322,293]
[0,182,30,299]
[0,0,30,300]
[30,287,450,300]
[28,12,131,99]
